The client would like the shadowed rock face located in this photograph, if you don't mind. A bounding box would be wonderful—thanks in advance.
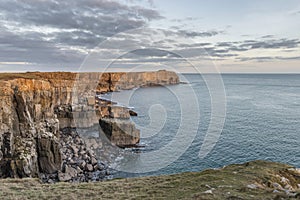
[99,118,140,148]
[98,105,140,147]
[0,79,62,178]
[0,70,179,180]
[36,137,61,174]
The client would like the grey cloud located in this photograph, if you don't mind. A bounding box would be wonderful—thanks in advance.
[169,25,181,30]
[277,56,300,60]
[238,56,300,62]
[214,38,300,53]
[216,42,234,47]
[173,48,207,58]
[0,0,164,69]
[52,31,104,48]
[239,39,300,49]
[170,16,198,23]
[228,47,249,52]
[1,0,299,70]
[0,25,85,67]
[173,47,236,59]
[238,57,275,62]
[178,30,224,38]
[115,57,183,64]
[205,48,237,58]
[261,35,274,39]
[165,25,224,38]
[175,42,212,48]
[130,49,180,58]
[0,0,162,37]
[98,36,300,63]
[172,37,300,61]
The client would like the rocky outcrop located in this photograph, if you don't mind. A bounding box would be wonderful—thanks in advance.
[36,137,61,174]
[98,105,140,147]
[0,70,179,181]
[99,119,140,148]
[97,70,179,92]
[0,79,63,178]
[57,128,108,183]
[54,104,98,129]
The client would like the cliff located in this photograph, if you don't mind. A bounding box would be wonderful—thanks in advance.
[0,70,179,181]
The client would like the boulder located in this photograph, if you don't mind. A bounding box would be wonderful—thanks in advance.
[129,110,138,116]
[58,171,72,182]
[99,118,140,147]
[36,137,61,174]
[86,164,93,172]
[91,157,98,165]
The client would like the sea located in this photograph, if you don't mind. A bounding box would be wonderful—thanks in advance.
[98,74,300,178]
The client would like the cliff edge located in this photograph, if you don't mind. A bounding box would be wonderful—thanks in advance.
[1,160,300,199]
[0,70,179,182]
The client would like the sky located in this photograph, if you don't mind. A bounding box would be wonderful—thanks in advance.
[0,0,300,73]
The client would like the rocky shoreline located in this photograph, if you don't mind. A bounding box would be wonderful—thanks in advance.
[40,128,109,183]
[0,70,180,183]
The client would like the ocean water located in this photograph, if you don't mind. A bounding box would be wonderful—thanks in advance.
[100,74,300,178]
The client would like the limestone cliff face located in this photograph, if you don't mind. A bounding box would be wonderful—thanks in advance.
[0,70,179,179]
[98,106,140,147]
[97,70,179,92]
[0,79,63,178]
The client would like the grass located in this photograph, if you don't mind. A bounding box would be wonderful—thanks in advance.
[0,73,42,81]
[0,72,76,81]
[0,160,299,199]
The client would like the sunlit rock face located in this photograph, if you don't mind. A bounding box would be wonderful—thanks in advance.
[0,70,179,180]
[0,79,62,178]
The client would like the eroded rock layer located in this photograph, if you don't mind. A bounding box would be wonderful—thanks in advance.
[0,70,179,181]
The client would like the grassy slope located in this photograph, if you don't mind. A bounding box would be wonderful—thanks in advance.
[0,160,299,200]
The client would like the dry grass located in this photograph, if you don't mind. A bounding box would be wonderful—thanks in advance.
[0,160,299,199]
[0,73,43,81]
[0,72,76,81]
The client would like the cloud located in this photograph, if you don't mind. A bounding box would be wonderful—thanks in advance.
[290,10,300,15]
[129,49,180,58]
[237,56,300,62]
[170,16,199,23]
[0,25,85,66]
[215,38,300,52]
[239,39,300,49]
[0,0,164,69]
[171,37,300,61]
[165,24,225,38]
[261,35,274,39]
[0,0,299,71]
[175,42,212,48]
[0,0,163,37]
[178,30,224,38]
